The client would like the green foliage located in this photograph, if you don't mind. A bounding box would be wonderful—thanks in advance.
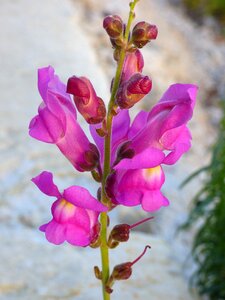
[183,0,225,24]
[182,103,225,299]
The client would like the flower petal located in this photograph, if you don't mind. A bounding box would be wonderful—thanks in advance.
[32,171,61,198]
[44,219,66,245]
[63,186,107,212]
[159,83,198,109]
[90,109,130,165]
[112,109,130,144]
[73,207,90,232]
[128,110,148,139]
[162,126,192,165]
[89,123,104,162]
[116,191,142,206]
[141,191,169,212]
[66,224,90,246]
[114,147,165,170]
[29,113,55,143]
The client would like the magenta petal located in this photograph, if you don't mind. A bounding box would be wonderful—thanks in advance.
[73,207,90,232]
[160,103,193,135]
[141,191,169,212]
[116,191,142,206]
[39,222,49,232]
[66,224,90,246]
[37,103,65,143]
[90,109,130,165]
[128,110,148,139]
[159,83,198,109]
[63,186,107,212]
[45,220,66,245]
[29,114,55,143]
[32,171,61,198]
[38,66,69,103]
[162,126,191,164]
[89,123,104,162]
[115,147,165,170]
[112,109,130,145]
[38,66,55,100]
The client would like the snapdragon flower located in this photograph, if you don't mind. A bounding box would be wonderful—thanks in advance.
[29,66,100,172]
[32,171,107,246]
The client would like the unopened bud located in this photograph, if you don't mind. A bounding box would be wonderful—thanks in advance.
[116,73,152,109]
[132,22,158,48]
[110,36,124,48]
[122,50,144,82]
[109,217,153,244]
[106,245,151,293]
[110,224,130,242]
[67,76,106,124]
[112,262,133,280]
[103,15,123,39]
[112,245,151,281]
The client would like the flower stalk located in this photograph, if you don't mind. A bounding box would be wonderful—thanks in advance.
[99,1,140,299]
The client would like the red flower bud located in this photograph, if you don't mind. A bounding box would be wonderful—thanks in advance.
[103,15,123,39]
[132,22,158,48]
[110,224,130,242]
[108,217,154,244]
[116,73,152,109]
[112,262,133,280]
[67,76,106,124]
[110,245,151,281]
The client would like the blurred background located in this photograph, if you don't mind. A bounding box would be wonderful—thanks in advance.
[0,0,225,299]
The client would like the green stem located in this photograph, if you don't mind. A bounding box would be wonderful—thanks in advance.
[99,2,139,299]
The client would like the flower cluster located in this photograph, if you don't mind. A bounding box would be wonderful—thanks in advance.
[29,2,198,296]
[30,62,197,243]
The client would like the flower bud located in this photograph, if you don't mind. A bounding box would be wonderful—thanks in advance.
[112,262,133,280]
[116,73,152,109]
[122,49,144,82]
[110,224,130,242]
[132,22,158,48]
[103,15,123,39]
[108,217,153,245]
[67,76,106,124]
[106,245,151,293]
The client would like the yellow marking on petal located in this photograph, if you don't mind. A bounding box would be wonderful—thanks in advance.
[58,199,75,216]
[144,166,161,179]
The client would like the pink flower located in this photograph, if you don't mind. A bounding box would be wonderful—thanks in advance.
[91,84,198,170]
[29,66,99,172]
[106,166,169,212]
[67,76,106,124]
[32,171,107,246]
[92,84,197,212]
[115,84,198,169]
